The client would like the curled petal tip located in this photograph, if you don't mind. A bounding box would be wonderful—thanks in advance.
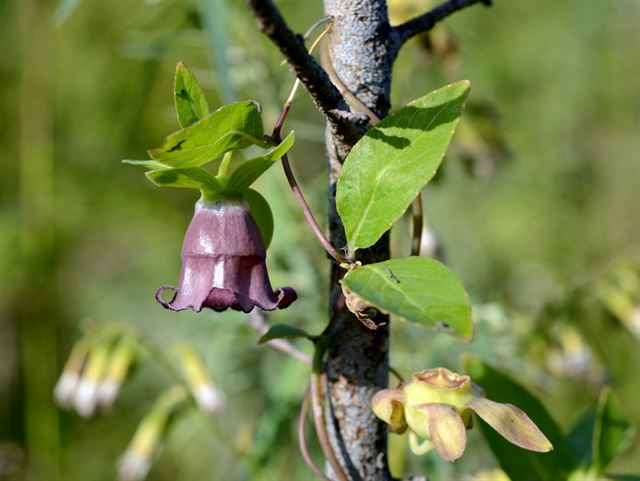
[275,287,297,309]
[156,286,178,310]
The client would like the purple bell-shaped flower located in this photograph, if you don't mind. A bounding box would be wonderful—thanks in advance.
[156,199,296,313]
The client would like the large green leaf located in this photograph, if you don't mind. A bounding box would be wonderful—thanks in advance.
[593,387,635,474]
[463,356,573,481]
[341,256,472,339]
[174,61,209,128]
[223,131,295,194]
[243,188,273,248]
[337,81,470,255]
[145,167,222,192]
[148,100,264,168]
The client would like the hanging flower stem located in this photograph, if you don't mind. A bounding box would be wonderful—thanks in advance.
[271,20,353,266]
[389,366,405,383]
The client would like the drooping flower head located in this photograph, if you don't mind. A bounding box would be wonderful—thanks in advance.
[372,367,552,461]
[156,199,296,313]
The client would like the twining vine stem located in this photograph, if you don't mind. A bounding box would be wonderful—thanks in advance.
[270,21,352,266]
[298,387,332,481]
[411,195,423,256]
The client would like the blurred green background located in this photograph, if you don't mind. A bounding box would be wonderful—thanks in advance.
[1,0,639,480]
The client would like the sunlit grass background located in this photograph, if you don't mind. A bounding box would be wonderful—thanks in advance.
[1,0,639,480]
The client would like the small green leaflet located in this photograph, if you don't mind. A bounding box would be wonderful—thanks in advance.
[174,61,209,128]
[258,323,315,344]
[337,81,470,255]
[341,256,472,339]
[223,131,295,194]
[463,356,572,481]
[148,100,264,168]
[145,167,222,192]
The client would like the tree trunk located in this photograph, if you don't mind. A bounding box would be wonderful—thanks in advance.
[323,1,395,479]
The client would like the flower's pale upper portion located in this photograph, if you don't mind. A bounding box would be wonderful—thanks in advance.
[372,367,552,462]
[157,200,296,313]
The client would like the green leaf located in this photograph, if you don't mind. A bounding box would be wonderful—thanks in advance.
[567,409,596,466]
[593,387,635,474]
[463,356,573,481]
[146,167,222,192]
[336,81,470,255]
[148,100,264,168]
[122,159,168,170]
[174,61,210,128]
[224,131,295,194]
[258,324,314,344]
[244,189,273,248]
[341,256,473,339]
[223,132,294,192]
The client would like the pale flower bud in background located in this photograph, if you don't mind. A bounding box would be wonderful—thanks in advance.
[74,335,115,418]
[174,344,225,415]
[54,337,91,408]
[117,386,187,481]
[97,334,139,409]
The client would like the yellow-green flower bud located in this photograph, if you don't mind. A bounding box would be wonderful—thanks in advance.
[371,366,553,462]
[174,344,225,415]
[74,337,113,418]
[54,337,91,408]
[97,334,139,409]
[117,386,187,481]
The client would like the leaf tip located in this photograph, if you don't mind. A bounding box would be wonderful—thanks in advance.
[248,99,263,113]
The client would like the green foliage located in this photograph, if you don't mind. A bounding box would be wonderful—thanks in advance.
[222,131,295,194]
[9,2,640,481]
[336,81,470,254]
[593,387,635,474]
[463,356,572,481]
[342,257,473,339]
[258,324,315,344]
[145,167,223,192]
[122,159,168,170]
[174,62,209,128]
[243,188,274,248]
[148,100,264,168]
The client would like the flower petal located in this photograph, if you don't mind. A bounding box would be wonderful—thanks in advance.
[408,430,433,455]
[204,287,253,313]
[275,287,297,310]
[371,388,407,433]
[417,403,467,461]
[466,396,553,452]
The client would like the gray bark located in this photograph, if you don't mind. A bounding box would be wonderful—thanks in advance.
[323,1,395,479]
